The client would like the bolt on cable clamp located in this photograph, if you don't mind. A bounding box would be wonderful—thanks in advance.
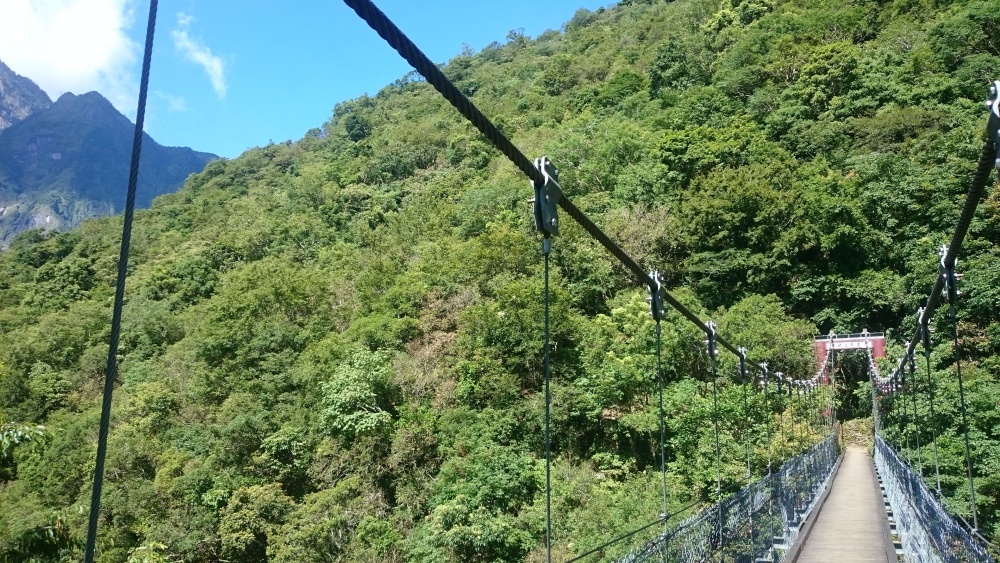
[738,347,749,381]
[647,270,667,321]
[532,157,562,238]
[939,245,960,304]
[758,362,769,388]
[705,321,718,358]
[918,307,933,351]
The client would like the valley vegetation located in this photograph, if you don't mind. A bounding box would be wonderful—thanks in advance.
[1,0,999,560]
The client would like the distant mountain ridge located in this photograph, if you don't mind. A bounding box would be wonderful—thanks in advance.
[0,59,216,247]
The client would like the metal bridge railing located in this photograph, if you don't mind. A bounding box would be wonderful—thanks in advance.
[875,436,996,563]
[616,433,840,563]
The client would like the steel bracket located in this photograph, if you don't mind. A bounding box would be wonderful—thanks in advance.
[986,80,1000,169]
[532,157,562,238]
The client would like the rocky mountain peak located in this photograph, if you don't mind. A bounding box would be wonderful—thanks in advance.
[0,59,51,132]
[0,62,216,247]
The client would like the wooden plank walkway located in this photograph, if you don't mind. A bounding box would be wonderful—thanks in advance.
[793,445,894,563]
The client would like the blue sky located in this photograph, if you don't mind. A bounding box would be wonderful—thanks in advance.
[0,0,610,158]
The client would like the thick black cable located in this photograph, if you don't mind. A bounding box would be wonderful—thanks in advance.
[896,137,996,372]
[950,304,979,530]
[656,323,668,531]
[339,0,747,358]
[341,0,537,182]
[543,239,553,563]
[84,2,157,561]
[564,500,702,563]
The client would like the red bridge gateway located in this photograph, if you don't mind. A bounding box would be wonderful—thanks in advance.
[814,331,886,380]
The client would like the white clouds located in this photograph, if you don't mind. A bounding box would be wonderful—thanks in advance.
[155,91,187,112]
[0,0,139,113]
[172,12,226,99]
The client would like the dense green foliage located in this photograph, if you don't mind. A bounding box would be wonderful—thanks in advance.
[1,0,998,560]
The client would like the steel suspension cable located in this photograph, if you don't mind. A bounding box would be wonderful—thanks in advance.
[806,383,812,434]
[737,353,754,559]
[543,238,553,563]
[813,385,822,433]
[656,322,668,531]
[828,353,835,431]
[776,375,786,459]
[794,384,804,452]
[335,2,864,556]
[908,356,923,475]
[761,367,773,475]
[881,80,997,533]
[869,356,882,436]
[339,0,748,359]
[830,352,839,433]
[899,370,912,464]
[563,500,702,563]
[920,314,943,495]
[761,365,776,563]
[739,351,751,482]
[84,2,158,561]
[811,383,816,433]
[706,325,724,559]
[949,296,979,530]
[894,85,999,374]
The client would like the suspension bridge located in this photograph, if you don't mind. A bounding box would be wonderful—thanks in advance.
[79,0,1000,561]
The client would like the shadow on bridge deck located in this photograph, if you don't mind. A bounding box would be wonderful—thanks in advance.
[787,446,897,563]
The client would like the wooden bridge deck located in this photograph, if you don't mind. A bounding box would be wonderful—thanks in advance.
[792,445,896,563]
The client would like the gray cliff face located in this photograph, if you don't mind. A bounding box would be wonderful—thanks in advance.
[0,60,52,131]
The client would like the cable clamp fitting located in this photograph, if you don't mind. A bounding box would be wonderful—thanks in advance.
[738,347,748,382]
[532,157,562,238]
[917,306,933,351]
[986,79,1000,169]
[647,270,667,321]
[705,321,718,359]
[939,245,960,304]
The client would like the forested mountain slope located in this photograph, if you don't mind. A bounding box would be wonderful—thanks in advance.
[1,0,998,560]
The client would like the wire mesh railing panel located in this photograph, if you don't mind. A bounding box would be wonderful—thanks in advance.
[875,436,994,563]
[615,434,840,563]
